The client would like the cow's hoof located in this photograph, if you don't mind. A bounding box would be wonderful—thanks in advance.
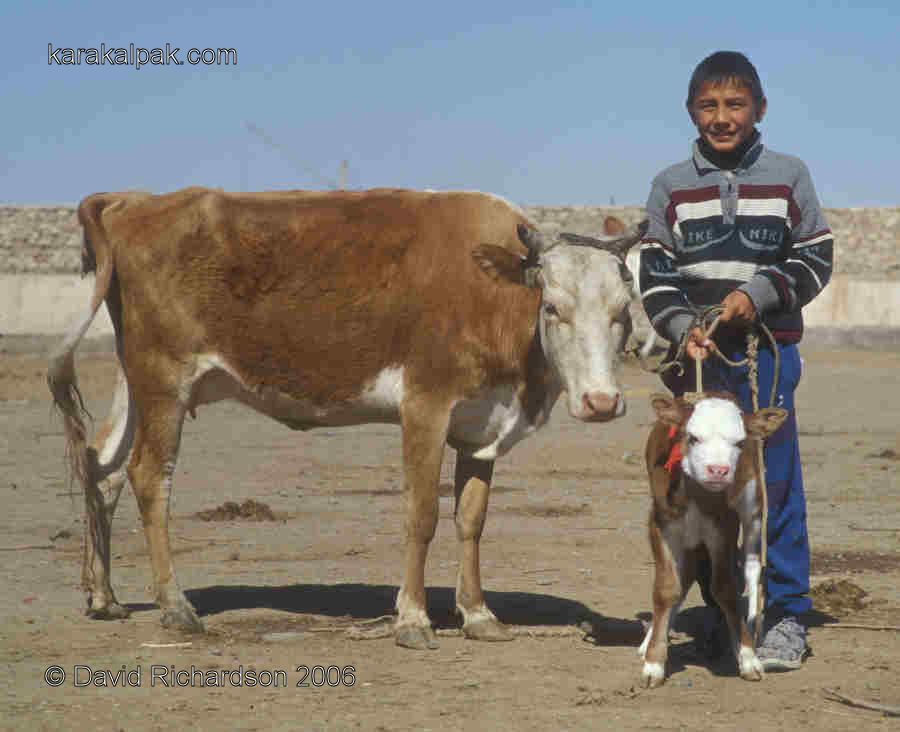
[86,602,131,620]
[394,623,439,650]
[463,617,514,642]
[160,604,205,634]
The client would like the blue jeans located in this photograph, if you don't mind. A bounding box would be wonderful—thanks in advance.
[661,341,812,617]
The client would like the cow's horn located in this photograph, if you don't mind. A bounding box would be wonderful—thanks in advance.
[517,224,555,256]
[560,219,649,258]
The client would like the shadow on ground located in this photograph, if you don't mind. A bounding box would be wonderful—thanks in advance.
[119,583,650,647]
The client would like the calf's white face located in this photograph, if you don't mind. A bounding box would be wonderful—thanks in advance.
[538,246,632,421]
[680,398,746,490]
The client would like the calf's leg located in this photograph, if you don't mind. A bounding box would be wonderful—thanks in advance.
[738,477,765,644]
[708,529,763,681]
[640,519,696,688]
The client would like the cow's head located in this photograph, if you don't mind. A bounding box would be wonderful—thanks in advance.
[650,393,787,490]
[473,219,646,421]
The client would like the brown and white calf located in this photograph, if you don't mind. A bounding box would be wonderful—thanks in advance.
[48,187,641,650]
[638,392,787,687]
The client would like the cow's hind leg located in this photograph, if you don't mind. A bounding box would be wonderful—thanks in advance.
[127,395,201,633]
[454,454,512,641]
[83,364,134,619]
[395,397,449,650]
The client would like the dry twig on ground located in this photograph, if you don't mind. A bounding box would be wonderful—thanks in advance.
[823,688,900,717]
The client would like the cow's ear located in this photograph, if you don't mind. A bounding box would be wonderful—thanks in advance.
[472,245,529,286]
[745,407,788,439]
[649,392,682,426]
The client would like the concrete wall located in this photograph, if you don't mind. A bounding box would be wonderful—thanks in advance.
[804,276,900,328]
[0,274,113,336]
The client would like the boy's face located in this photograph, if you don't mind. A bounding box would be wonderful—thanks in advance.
[689,79,766,154]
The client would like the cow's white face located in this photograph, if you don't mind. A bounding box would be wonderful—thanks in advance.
[537,245,632,421]
[681,398,746,490]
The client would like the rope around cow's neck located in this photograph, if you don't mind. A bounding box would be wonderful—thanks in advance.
[658,304,780,644]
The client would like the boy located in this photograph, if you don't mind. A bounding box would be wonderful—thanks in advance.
[637,51,833,672]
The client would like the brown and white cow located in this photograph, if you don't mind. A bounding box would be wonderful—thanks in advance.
[638,392,786,686]
[48,187,642,650]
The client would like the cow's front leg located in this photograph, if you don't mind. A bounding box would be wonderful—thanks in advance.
[395,398,449,649]
[453,454,512,641]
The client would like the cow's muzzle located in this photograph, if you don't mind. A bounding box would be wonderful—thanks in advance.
[577,390,625,422]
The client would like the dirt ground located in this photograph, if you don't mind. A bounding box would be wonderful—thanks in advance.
[2,346,899,731]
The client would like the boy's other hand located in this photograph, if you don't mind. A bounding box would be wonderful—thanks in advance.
[685,327,713,361]
[720,290,757,325]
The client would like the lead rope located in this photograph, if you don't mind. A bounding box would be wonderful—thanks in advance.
[655,305,778,644]
[745,329,768,644]
[747,323,780,648]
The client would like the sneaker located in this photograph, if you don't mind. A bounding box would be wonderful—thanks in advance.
[757,615,808,672]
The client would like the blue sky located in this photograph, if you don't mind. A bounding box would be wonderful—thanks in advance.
[4,1,899,207]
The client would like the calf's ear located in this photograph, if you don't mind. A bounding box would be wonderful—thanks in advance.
[649,392,682,426]
[745,407,788,439]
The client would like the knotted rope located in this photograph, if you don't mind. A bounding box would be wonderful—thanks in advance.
[653,305,779,408]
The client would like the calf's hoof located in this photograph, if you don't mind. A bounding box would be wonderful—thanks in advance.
[86,602,131,620]
[160,603,205,634]
[463,617,514,642]
[395,622,439,650]
[738,648,764,681]
[641,662,666,689]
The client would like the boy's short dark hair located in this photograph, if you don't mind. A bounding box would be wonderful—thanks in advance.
[686,51,765,111]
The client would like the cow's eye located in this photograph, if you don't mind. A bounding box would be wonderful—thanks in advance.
[542,303,559,318]
[736,440,746,450]
[686,435,698,446]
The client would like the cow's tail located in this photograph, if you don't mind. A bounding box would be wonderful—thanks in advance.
[47,193,121,491]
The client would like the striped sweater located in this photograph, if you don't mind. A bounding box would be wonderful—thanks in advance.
[638,134,833,345]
